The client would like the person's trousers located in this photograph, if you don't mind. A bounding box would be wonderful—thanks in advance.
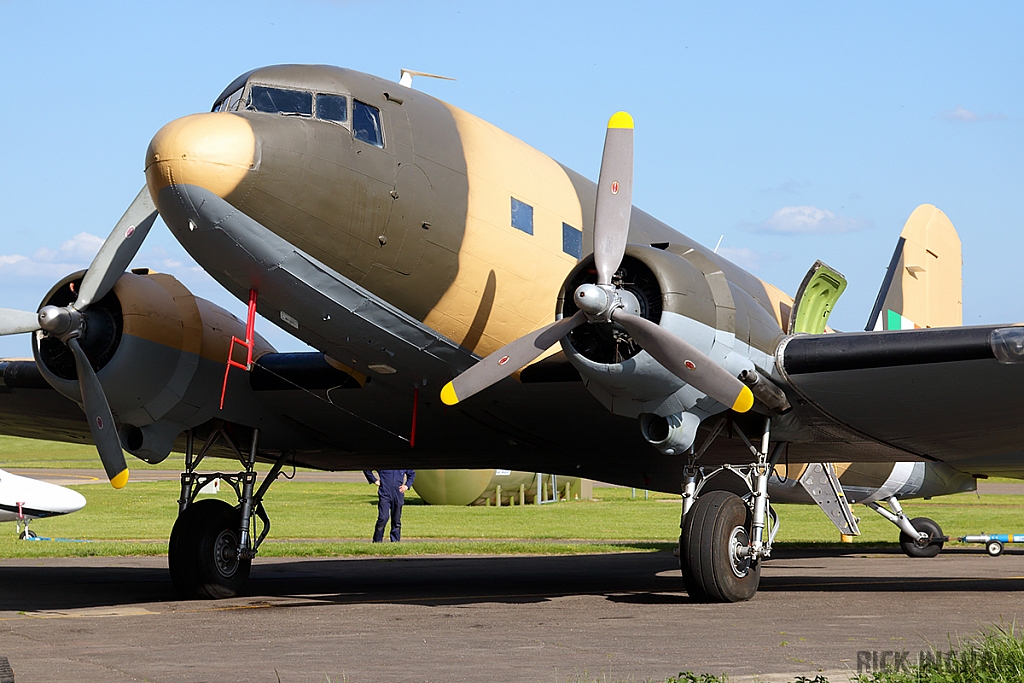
[373,494,403,542]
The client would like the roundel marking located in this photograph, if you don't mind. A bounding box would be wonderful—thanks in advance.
[497,355,510,366]
[611,181,619,195]
[684,360,696,370]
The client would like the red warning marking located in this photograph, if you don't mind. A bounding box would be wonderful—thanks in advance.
[611,181,619,195]
[497,356,510,366]
[684,360,696,370]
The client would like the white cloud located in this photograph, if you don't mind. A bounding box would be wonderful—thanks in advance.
[716,246,762,271]
[32,232,104,264]
[740,206,873,235]
[0,232,104,279]
[942,106,1008,122]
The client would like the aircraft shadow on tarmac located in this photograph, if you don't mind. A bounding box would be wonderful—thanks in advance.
[1,549,1020,613]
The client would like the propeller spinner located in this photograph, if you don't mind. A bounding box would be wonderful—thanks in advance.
[0,186,158,488]
[441,113,755,414]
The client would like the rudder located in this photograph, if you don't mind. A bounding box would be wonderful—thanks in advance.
[865,204,962,331]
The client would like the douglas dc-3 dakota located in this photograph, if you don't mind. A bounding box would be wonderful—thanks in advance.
[0,65,1021,602]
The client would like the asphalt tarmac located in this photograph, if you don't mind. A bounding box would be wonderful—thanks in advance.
[1,548,1023,682]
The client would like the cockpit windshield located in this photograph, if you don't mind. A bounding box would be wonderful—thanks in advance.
[213,87,244,112]
[246,86,313,117]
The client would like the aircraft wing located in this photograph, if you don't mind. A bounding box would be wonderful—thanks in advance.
[777,324,1024,463]
[0,361,93,445]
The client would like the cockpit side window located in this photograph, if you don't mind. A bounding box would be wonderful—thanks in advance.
[213,87,244,113]
[353,100,384,148]
[316,94,348,124]
[247,85,313,117]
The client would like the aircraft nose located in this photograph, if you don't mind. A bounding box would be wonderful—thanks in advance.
[145,113,257,201]
[57,487,87,515]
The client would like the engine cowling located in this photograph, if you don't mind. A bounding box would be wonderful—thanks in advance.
[33,270,274,463]
[557,245,785,447]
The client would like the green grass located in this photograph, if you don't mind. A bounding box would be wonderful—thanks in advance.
[0,434,303,471]
[3,434,1024,559]
[854,624,1024,683]
[2,480,685,558]
[0,434,119,469]
[564,625,1024,683]
[7,477,1024,559]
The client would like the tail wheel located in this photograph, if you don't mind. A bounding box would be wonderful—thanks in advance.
[987,540,1004,557]
[680,490,760,603]
[169,498,251,598]
[899,516,944,558]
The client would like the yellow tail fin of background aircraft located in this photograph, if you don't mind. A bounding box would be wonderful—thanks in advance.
[866,204,962,331]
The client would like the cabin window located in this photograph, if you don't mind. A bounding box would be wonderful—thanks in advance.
[353,100,384,147]
[247,86,313,117]
[511,198,533,235]
[562,223,582,258]
[213,87,244,113]
[316,94,348,124]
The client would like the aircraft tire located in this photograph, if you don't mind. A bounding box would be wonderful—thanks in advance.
[0,655,14,683]
[680,490,760,603]
[169,499,251,598]
[899,516,943,558]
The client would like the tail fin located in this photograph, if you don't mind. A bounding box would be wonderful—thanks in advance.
[865,204,962,331]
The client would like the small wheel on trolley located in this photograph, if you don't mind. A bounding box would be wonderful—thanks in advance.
[986,540,1004,557]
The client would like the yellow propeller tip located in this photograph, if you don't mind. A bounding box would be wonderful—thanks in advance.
[608,111,634,129]
[110,468,129,489]
[440,382,460,406]
[732,386,755,413]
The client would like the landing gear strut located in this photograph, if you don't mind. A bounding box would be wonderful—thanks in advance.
[169,424,289,598]
[866,496,945,558]
[679,417,784,603]
[15,502,36,540]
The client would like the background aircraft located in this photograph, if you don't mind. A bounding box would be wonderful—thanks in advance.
[0,469,86,539]
[0,64,1020,605]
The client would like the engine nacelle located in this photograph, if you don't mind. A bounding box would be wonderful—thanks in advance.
[557,245,784,420]
[33,270,274,463]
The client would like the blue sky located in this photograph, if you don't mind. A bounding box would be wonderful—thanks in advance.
[0,1,1020,356]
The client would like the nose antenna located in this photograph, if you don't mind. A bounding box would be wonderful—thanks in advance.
[399,69,456,89]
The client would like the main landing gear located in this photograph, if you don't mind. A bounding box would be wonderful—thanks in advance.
[169,424,290,598]
[866,496,945,558]
[679,417,783,603]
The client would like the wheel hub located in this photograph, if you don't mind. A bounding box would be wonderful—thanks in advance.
[728,525,752,578]
[213,529,240,578]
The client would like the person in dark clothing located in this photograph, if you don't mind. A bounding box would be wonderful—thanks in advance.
[363,469,416,542]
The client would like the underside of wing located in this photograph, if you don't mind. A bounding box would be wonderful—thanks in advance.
[0,360,92,444]
[778,325,1024,463]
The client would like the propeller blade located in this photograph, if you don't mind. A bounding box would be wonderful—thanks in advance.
[593,112,634,286]
[0,308,41,336]
[441,311,587,406]
[75,186,158,310]
[67,337,129,488]
[611,310,754,413]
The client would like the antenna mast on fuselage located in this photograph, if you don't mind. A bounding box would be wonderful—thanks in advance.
[399,69,456,89]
